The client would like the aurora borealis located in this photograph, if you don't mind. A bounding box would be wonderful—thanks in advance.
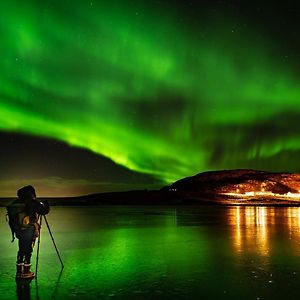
[1,1,300,196]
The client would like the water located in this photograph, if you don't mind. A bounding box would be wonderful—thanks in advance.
[1,205,300,299]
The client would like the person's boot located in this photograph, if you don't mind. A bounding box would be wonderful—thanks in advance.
[16,263,24,279]
[21,264,35,279]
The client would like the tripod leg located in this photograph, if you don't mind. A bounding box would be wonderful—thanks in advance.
[35,216,42,278]
[43,215,64,269]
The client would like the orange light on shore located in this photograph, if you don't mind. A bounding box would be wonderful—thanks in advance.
[224,191,300,198]
[222,190,300,204]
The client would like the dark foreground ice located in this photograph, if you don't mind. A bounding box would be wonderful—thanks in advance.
[1,205,300,299]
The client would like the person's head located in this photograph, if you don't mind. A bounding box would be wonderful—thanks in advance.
[17,185,36,201]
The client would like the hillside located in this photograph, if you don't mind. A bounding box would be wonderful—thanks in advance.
[166,169,300,205]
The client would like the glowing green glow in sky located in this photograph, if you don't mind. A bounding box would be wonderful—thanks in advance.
[1,1,300,182]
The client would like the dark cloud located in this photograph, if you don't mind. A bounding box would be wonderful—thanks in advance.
[117,93,191,133]
[207,111,300,169]
[0,131,161,185]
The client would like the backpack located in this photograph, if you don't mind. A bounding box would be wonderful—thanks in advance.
[6,201,28,242]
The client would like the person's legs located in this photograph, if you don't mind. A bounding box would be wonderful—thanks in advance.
[16,238,24,278]
[16,230,25,278]
[16,228,35,278]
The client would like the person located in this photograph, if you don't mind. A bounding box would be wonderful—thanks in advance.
[14,185,49,279]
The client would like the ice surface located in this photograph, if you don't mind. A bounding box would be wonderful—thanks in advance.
[1,205,300,299]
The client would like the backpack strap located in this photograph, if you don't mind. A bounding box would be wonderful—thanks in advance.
[11,232,15,243]
[6,211,16,242]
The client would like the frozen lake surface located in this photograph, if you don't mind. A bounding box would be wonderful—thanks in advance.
[1,205,300,299]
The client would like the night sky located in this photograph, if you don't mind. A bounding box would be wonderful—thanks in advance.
[1,1,300,196]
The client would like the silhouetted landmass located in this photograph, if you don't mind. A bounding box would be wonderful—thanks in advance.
[165,169,300,205]
[1,169,300,206]
[0,191,208,207]
[168,169,300,193]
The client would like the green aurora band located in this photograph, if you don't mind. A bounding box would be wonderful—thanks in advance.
[1,1,300,183]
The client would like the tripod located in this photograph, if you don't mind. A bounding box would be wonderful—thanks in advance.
[35,215,64,278]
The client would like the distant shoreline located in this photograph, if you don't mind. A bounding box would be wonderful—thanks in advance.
[1,190,300,207]
[2,169,300,207]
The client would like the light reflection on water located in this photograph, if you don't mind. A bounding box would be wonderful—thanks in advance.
[228,206,300,256]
